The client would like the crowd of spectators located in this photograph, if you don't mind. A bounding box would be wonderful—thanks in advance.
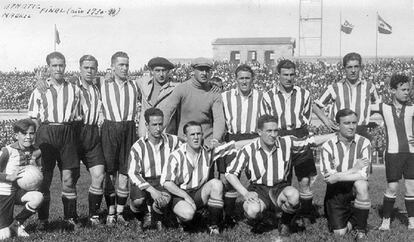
[0,119,17,147]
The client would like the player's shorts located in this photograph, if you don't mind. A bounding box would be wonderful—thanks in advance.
[130,177,167,202]
[247,182,290,211]
[171,186,204,210]
[101,120,137,175]
[385,153,414,182]
[217,133,259,173]
[0,189,27,229]
[324,181,356,231]
[36,123,79,170]
[78,124,105,169]
[278,127,316,180]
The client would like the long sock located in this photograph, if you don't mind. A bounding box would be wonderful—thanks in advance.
[382,194,396,218]
[352,198,371,231]
[224,190,238,217]
[104,188,116,215]
[62,190,77,219]
[207,198,224,226]
[405,195,414,218]
[38,192,50,221]
[299,191,313,216]
[15,203,36,224]
[116,188,129,215]
[88,186,104,217]
[280,212,295,225]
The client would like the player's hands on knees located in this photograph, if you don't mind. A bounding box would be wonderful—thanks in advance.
[354,158,369,169]
[243,191,259,203]
[324,172,338,184]
[6,167,25,182]
[184,195,197,210]
[149,189,163,201]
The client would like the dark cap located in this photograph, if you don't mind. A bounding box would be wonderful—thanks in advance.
[148,57,174,70]
[191,57,213,69]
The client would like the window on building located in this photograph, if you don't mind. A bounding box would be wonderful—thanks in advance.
[248,51,257,62]
[265,51,275,66]
[230,51,240,64]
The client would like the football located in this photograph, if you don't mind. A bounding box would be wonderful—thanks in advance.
[17,165,43,191]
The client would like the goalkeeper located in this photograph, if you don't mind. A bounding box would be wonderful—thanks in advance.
[127,108,181,230]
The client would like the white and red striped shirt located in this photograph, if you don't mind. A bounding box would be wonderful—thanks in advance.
[315,79,378,125]
[261,85,311,130]
[128,133,181,190]
[28,79,80,123]
[78,80,102,125]
[101,79,141,122]
[161,141,237,190]
[222,88,263,134]
[320,134,371,178]
[372,103,414,153]
[226,136,314,186]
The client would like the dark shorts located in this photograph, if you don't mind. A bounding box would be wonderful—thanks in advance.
[247,182,289,211]
[278,127,316,180]
[101,120,137,175]
[171,186,204,210]
[77,125,105,169]
[324,182,355,230]
[0,189,26,229]
[35,124,79,170]
[217,133,259,173]
[385,153,414,182]
[130,177,167,203]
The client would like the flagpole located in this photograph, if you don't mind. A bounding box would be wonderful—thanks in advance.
[339,10,342,59]
[54,24,56,51]
[375,12,378,62]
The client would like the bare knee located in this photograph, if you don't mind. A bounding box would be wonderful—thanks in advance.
[130,198,145,210]
[25,191,44,208]
[210,179,224,193]
[175,207,195,222]
[354,180,369,199]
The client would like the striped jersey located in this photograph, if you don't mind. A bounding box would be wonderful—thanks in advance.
[261,85,311,130]
[226,136,314,186]
[315,79,378,125]
[372,103,414,153]
[78,79,102,125]
[320,134,371,178]
[28,79,80,123]
[128,133,181,190]
[101,79,141,121]
[222,88,263,134]
[161,141,237,190]
[0,143,38,195]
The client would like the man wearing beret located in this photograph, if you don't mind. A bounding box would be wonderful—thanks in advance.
[159,57,226,148]
[137,57,179,138]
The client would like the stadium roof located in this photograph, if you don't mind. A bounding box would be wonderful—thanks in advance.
[212,37,295,46]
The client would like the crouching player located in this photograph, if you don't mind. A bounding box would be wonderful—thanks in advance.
[320,109,371,239]
[161,121,246,234]
[0,119,43,239]
[128,108,181,230]
[225,115,333,235]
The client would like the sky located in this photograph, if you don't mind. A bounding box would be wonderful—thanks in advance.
[0,0,413,71]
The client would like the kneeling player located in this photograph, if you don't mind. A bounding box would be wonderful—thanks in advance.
[161,121,242,234]
[226,115,332,235]
[128,108,180,230]
[321,109,371,239]
[0,119,43,239]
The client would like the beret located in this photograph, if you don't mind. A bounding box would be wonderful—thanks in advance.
[191,57,213,69]
[148,57,174,70]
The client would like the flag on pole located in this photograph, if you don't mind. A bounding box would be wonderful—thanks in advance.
[341,20,354,34]
[377,14,392,34]
[55,25,61,44]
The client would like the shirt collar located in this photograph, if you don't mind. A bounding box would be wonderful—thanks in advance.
[235,87,254,97]
[255,137,279,152]
[9,142,34,151]
[143,133,167,144]
[341,78,364,86]
[335,133,357,145]
[275,84,298,95]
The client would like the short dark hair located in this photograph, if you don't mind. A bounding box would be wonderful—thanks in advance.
[235,64,254,78]
[257,115,278,130]
[46,52,65,65]
[342,52,362,67]
[335,108,358,123]
[111,51,129,66]
[390,74,410,89]
[276,59,296,74]
[79,55,98,67]
[144,108,164,123]
[13,119,36,133]
[183,121,202,135]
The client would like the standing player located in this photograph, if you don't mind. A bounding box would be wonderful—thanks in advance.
[226,115,333,235]
[320,109,371,239]
[0,119,43,239]
[261,60,316,222]
[101,51,141,225]
[161,121,243,234]
[370,74,414,230]
[128,108,181,230]
[28,52,81,230]
[313,52,379,138]
[221,64,263,226]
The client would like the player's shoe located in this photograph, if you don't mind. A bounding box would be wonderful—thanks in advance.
[378,218,390,231]
[106,214,117,226]
[408,217,414,230]
[89,215,101,226]
[0,227,11,240]
[116,214,129,226]
[208,225,220,235]
[62,218,80,231]
[36,219,49,231]
[10,220,29,237]
[354,230,367,241]
[142,212,153,230]
[278,223,291,237]
[224,215,237,228]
